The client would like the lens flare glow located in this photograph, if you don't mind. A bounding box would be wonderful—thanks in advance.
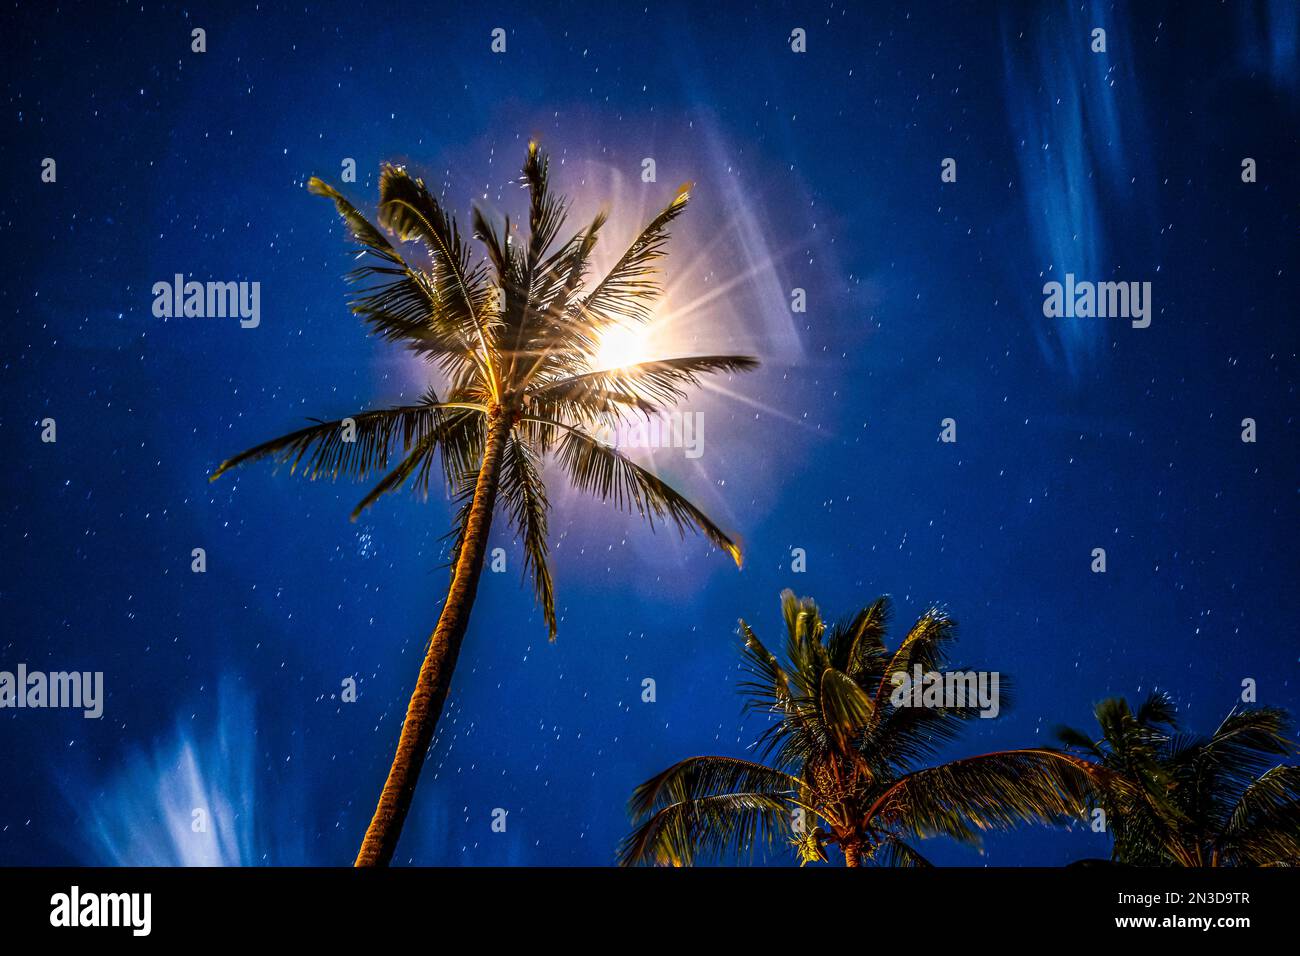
[593,323,654,371]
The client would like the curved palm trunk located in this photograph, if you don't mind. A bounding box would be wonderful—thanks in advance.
[355,410,512,866]
[842,840,862,867]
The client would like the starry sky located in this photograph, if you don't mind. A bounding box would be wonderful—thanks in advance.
[2,0,1297,866]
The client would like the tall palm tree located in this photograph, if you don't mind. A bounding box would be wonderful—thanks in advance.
[621,590,1099,866]
[210,144,758,866]
[1056,692,1300,866]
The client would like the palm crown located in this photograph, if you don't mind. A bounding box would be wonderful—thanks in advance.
[1056,692,1300,866]
[621,591,1098,866]
[212,143,756,638]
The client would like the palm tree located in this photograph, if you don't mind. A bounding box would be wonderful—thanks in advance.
[210,144,758,866]
[621,590,1099,866]
[1056,692,1300,866]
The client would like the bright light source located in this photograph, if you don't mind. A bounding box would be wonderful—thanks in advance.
[593,323,653,371]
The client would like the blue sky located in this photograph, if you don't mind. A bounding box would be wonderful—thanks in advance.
[2,0,1296,866]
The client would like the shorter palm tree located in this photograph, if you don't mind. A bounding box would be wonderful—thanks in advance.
[620,590,1098,866]
[1056,692,1300,866]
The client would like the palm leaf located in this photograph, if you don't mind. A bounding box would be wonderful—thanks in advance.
[827,597,891,681]
[871,608,957,712]
[628,755,803,818]
[549,421,742,567]
[618,793,791,867]
[209,395,449,484]
[737,620,794,715]
[872,836,933,867]
[499,435,556,638]
[867,749,1097,838]
[307,177,473,365]
[515,211,609,385]
[622,754,800,867]
[819,667,875,748]
[520,141,567,273]
[348,406,485,520]
[573,184,690,330]
[1135,690,1180,729]
[376,164,497,387]
[1054,724,1105,757]
[531,355,759,414]
[1220,764,1300,865]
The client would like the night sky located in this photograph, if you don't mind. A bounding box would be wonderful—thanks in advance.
[2,1,1297,866]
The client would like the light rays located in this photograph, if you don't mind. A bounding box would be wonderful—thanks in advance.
[592,322,657,372]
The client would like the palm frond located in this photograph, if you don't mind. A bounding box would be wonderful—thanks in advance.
[348,405,485,520]
[377,164,497,388]
[871,836,933,868]
[470,205,512,285]
[868,749,1097,838]
[521,141,567,272]
[1203,706,1297,768]
[1054,724,1105,757]
[866,699,988,774]
[778,590,826,697]
[209,394,451,484]
[618,792,791,867]
[499,435,556,638]
[622,755,799,867]
[737,620,794,715]
[1220,765,1300,865]
[531,354,759,414]
[573,184,690,330]
[514,211,608,385]
[826,597,891,682]
[627,755,803,818]
[532,211,604,319]
[308,177,474,365]
[550,421,742,567]
[1135,690,1180,729]
[441,469,479,573]
[871,608,957,711]
[819,667,875,748]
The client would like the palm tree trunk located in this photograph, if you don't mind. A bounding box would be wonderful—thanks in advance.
[354,408,512,866]
[842,840,862,867]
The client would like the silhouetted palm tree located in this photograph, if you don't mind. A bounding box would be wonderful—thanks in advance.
[621,591,1097,866]
[1057,692,1300,866]
[211,144,757,865]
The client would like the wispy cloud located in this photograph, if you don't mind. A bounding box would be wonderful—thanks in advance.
[71,679,300,866]
[1001,1,1152,381]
